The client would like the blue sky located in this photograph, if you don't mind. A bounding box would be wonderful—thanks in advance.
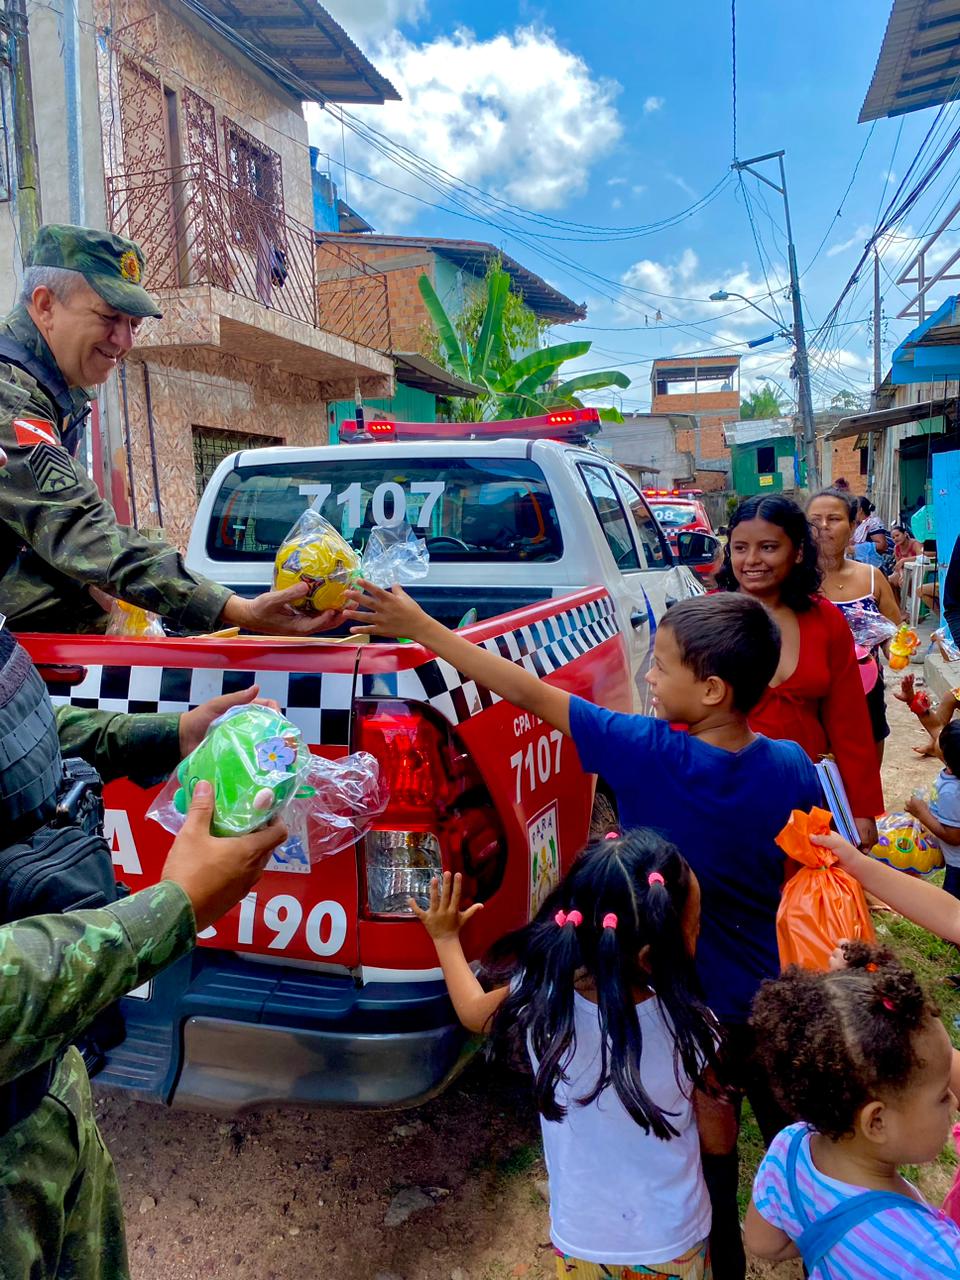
[316,1,953,412]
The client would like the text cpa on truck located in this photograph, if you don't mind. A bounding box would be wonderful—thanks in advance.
[23,409,714,1113]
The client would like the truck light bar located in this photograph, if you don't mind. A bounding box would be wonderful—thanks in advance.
[338,408,601,444]
[643,487,704,499]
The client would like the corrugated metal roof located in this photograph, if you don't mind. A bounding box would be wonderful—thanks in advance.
[860,0,960,122]
[178,0,400,105]
[723,417,796,447]
[326,234,585,323]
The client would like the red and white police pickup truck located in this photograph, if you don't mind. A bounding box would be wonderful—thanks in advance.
[22,411,711,1112]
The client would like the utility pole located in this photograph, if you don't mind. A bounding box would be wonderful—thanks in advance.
[63,0,84,223]
[731,150,819,489]
[867,250,881,497]
[6,0,41,254]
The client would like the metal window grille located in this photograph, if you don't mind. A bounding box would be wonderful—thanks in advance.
[223,118,284,255]
[192,425,282,502]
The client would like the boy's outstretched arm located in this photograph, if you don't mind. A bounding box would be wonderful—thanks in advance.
[346,581,572,736]
[812,831,960,945]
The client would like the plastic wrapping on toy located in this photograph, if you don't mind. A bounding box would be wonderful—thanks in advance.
[106,599,165,637]
[360,520,429,588]
[283,750,387,863]
[842,610,898,651]
[868,805,943,876]
[148,704,310,838]
[273,507,361,613]
[775,807,875,971]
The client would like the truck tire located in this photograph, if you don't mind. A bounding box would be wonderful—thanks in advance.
[588,788,619,841]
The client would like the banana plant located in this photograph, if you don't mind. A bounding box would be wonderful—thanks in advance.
[418,271,628,422]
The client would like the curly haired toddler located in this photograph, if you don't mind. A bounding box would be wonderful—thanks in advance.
[744,943,960,1277]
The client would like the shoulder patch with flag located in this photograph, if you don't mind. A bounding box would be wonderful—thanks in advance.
[13,418,58,448]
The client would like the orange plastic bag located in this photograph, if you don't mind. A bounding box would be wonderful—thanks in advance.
[775,807,875,971]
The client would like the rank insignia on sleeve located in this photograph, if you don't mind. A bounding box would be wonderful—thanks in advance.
[28,441,77,494]
[13,417,58,448]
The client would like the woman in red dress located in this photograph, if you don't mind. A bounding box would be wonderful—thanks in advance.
[716,495,883,848]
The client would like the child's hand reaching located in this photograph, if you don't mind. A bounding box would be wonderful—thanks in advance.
[810,830,863,867]
[345,580,433,642]
[894,673,918,706]
[409,871,483,941]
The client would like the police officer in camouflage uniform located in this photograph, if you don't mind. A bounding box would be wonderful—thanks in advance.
[0,223,341,636]
[0,626,286,1279]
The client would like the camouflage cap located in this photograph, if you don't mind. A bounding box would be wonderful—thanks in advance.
[27,224,163,318]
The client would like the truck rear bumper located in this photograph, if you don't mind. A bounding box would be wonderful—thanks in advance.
[96,952,475,1112]
[174,1016,474,1112]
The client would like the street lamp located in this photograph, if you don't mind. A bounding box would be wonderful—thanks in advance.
[708,290,791,336]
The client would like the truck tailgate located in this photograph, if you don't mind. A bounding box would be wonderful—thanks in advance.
[22,633,363,969]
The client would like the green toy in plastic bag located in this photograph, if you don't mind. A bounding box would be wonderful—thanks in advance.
[172,704,310,836]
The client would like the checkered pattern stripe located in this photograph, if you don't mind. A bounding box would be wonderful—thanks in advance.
[49,665,357,747]
[48,595,619,738]
[362,593,620,726]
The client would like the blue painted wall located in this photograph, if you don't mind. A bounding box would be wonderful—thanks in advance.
[310,147,340,234]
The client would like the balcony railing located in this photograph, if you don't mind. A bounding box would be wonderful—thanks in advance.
[107,165,390,352]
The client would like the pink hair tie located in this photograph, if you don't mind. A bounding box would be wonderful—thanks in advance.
[882,997,895,1012]
[648,872,665,888]
[554,910,567,927]
[604,830,620,841]
[602,913,618,930]
[566,909,583,926]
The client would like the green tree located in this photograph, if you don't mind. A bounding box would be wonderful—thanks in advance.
[418,265,629,423]
[829,390,867,412]
[740,382,786,420]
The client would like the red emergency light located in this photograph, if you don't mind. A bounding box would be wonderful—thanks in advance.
[338,407,601,444]
[643,487,704,499]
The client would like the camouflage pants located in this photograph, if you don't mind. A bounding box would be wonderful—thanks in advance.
[0,1048,128,1280]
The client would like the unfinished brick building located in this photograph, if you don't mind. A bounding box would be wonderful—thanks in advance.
[649,356,741,493]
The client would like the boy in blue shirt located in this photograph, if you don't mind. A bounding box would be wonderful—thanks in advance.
[347,584,821,1280]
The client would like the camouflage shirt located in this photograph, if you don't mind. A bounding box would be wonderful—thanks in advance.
[54,705,181,787]
[0,880,195,1089]
[0,306,232,633]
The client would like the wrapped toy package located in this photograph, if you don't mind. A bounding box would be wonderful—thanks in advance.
[148,704,387,862]
[273,508,360,614]
[107,599,165,637]
[868,804,943,876]
[775,807,875,971]
[273,510,429,613]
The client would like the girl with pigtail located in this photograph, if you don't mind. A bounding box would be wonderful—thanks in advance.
[410,829,730,1280]
[746,942,960,1277]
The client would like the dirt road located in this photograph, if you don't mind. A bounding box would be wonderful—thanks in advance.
[97,666,943,1280]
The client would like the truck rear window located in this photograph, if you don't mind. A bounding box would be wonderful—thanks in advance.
[206,457,563,563]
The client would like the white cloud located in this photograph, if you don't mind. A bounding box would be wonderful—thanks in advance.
[307,26,622,225]
[632,183,646,196]
[826,226,870,257]
[611,197,623,209]
[643,96,664,114]
[607,176,628,186]
[321,0,426,39]
[666,172,696,199]
[619,247,789,333]
[886,169,897,185]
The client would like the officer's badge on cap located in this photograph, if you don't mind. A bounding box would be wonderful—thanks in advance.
[27,224,162,319]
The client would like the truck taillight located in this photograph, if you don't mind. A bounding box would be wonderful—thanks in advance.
[354,700,507,918]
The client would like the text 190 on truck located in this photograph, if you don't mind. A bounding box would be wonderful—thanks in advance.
[23,409,712,1113]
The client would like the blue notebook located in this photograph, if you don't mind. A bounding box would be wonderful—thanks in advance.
[815,760,859,846]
